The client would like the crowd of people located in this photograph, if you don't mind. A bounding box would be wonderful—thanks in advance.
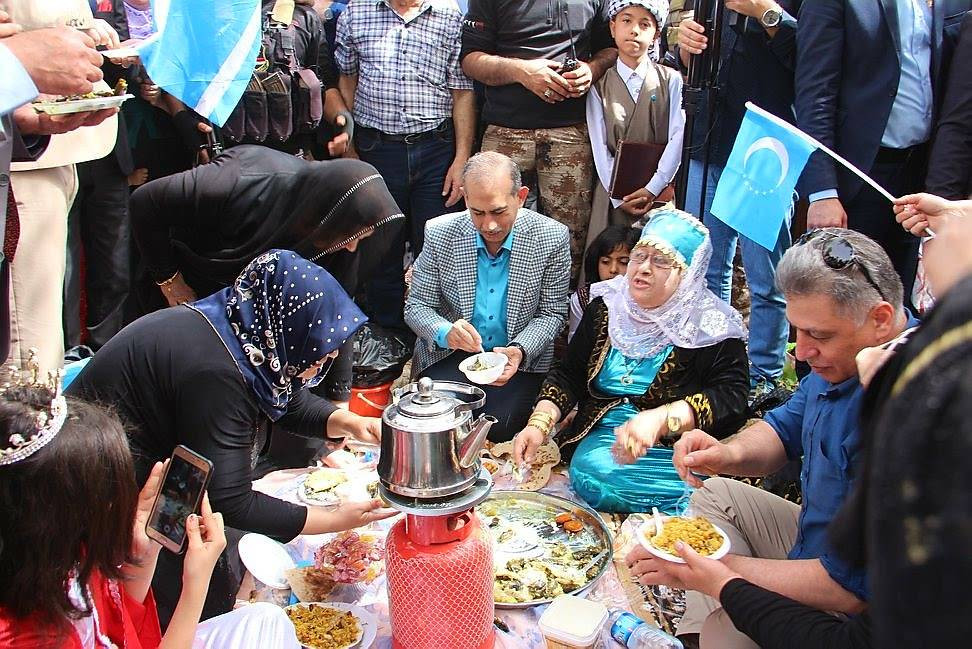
[1,0,972,647]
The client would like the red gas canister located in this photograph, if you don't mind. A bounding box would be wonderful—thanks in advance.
[385,512,495,649]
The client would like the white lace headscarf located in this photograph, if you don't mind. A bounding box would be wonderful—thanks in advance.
[591,208,747,359]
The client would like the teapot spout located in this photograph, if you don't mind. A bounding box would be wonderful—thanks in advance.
[458,414,497,469]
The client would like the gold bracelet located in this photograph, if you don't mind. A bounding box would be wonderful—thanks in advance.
[529,423,553,439]
[528,413,554,428]
[527,416,554,437]
[529,419,554,429]
[156,271,180,287]
[527,415,554,432]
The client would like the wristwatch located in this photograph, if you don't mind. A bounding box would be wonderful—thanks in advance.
[665,404,682,436]
[760,4,783,28]
[508,342,526,362]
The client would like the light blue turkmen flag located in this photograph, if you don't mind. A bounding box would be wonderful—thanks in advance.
[138,0,262,127]
[710,103,818,251]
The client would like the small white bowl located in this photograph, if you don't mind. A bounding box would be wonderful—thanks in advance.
[458,351,508,384]
[637,516,731,564]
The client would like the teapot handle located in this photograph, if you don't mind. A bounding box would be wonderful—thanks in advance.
[393,380,486,411]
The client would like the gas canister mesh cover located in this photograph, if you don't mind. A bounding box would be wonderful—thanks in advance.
[385,519,494,649]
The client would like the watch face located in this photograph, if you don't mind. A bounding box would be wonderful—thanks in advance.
[762,8,782,27]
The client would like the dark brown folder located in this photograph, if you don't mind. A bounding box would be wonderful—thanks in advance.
[609,139,667,200]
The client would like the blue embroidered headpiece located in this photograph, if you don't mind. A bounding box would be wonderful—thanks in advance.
[637,208,708,269]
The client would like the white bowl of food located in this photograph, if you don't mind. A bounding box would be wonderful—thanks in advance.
[638,515,731,564]
[458,351,508,384]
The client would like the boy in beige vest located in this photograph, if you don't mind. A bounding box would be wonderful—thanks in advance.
[585,0,683,237]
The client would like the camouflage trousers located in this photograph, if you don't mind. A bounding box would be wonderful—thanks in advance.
[481,123,594,286]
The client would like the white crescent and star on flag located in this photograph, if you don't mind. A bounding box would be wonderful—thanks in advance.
[742,136,790,196]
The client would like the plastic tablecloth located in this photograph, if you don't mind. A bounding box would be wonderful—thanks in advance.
[251,467,637,648]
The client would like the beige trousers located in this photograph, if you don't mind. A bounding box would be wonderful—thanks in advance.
[8,165,76,374]
[676,477,802,649]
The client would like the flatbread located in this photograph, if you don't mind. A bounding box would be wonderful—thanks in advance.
[299,468,348,506]
[285,566,336,603]
[488,440,560,491]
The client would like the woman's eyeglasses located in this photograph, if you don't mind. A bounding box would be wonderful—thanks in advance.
[796,230,888,302]
[629,250,676,270]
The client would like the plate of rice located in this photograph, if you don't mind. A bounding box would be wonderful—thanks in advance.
[638,516,730,564]
[284,602,376,649]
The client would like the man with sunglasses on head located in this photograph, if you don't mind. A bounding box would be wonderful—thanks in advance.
[626,228,919,649]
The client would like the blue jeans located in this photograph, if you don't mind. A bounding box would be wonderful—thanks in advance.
[356,123,456,328]
[687,160,790,385]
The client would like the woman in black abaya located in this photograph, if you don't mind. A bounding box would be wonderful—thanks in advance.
[130,144,404,406]
[131,144,403,307]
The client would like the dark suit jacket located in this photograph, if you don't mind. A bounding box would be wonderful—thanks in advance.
[795,0,958,201]
[681,1,801,168]
[93,0,136,176]
[926,11,972,198]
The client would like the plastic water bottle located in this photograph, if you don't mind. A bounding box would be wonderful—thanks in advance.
[607,609,683,649]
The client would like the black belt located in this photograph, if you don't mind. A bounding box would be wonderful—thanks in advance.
[359,121,452,144]
[875,144,923,164]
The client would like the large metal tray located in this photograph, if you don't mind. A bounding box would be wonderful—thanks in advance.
[476,490,613,609]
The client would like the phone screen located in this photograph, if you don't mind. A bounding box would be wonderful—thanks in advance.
[148,450,210,549]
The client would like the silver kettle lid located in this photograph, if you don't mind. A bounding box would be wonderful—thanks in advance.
[396,377,460,419]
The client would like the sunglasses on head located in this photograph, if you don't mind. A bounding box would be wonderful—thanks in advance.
[795,230,888,302]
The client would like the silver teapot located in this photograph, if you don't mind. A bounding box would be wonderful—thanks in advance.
[378,377,496,498]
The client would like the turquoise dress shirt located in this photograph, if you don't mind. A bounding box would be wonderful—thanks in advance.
[436,231,513,349]
[570,345,691,514]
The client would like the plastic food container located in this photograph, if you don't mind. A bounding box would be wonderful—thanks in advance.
[538,595,609,649]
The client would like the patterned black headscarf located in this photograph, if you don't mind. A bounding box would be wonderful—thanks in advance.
[189,250,367,420]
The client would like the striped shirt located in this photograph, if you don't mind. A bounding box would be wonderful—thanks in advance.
[336,0,472,134]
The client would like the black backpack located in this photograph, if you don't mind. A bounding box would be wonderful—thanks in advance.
[221,13,323,146]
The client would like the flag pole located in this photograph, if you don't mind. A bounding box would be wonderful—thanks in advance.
[743,102,935,238]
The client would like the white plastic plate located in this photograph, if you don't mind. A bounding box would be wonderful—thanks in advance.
[32,94,132,115]
[238,533,297,589]
[637,516,731,564]
[284,602,377,649]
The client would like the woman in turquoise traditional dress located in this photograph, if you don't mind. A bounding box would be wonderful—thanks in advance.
[513,209,750,513]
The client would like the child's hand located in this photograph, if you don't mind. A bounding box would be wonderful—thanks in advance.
[181,493,226,597]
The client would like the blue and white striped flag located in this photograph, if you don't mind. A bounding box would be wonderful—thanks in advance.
[138,0,262,127]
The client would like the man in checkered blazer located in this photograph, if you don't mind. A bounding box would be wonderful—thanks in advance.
[405,152,571,441]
